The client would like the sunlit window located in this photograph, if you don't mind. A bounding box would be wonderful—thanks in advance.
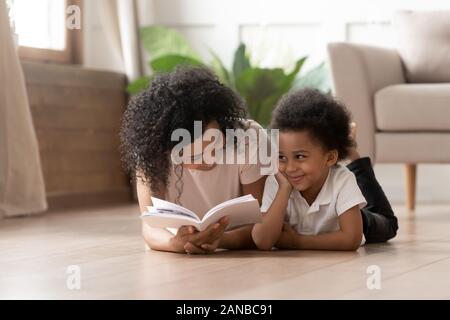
[8,0,66,50]
[6,0,82,64]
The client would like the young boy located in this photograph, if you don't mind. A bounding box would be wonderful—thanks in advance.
[252,88,398,251]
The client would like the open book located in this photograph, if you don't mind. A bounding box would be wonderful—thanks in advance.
[141,194,262,231]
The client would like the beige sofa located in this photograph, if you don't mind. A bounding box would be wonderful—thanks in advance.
[327,11,450,211]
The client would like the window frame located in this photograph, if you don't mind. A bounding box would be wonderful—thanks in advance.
[18,0,83,64]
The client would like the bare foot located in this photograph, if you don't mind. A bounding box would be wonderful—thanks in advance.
[347,122,360,161]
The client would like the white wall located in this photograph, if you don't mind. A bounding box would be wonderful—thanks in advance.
[83,0,450,204]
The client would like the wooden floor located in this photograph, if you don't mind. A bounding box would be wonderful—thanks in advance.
[1,202,450,299]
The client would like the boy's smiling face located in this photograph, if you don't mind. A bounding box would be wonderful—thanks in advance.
[278,130,338,203]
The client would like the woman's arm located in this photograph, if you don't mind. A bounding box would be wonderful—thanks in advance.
[218,176,267,250]
[137,176,227,253]
[142,222,184,252]
[136,176,185,252]
[251,173,292,251]
[276,205,363,251]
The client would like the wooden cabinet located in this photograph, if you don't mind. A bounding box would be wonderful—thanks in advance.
[22,61,132,209]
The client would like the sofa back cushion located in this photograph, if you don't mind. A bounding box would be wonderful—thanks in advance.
[394,10,450,83]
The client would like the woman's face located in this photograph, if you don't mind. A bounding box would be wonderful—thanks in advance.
[182,120,223,171]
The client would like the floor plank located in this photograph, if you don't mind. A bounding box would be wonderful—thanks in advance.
[1,203,449,299]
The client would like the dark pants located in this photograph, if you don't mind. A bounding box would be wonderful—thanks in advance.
[346,157,399,243]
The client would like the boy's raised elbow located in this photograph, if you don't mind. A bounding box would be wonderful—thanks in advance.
[347,242,360,251]
[251,229,275,251]
[254,240,274,251]
[345,233,362,251]
[255,241,273,251]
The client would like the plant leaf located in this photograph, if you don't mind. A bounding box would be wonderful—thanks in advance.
[140,26,200,61]
[232,43,251,83]
[235,68,287,127]
[150,55,203,73]
[209,49,232,87]
[294,62,331,93]
[284,56,307,87]
[126,76,151,95]
[276,56,308,98]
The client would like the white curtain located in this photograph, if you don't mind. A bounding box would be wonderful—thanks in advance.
[97,0,143,81]
[98,0,150,200]
[0,0,47,218]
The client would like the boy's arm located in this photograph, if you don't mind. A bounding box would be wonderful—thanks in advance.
[251,173,292,251]
[276,205,363,251]
[252,187,291,250]
[219,225,256,250]
[218,176,267,250]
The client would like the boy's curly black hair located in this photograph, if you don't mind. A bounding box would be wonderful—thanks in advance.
[120,66,248,195]
[270,88,354,160]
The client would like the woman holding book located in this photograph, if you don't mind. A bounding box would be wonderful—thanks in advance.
[120,67,267,254]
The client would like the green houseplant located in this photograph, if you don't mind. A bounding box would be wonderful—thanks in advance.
[127,26,330,127]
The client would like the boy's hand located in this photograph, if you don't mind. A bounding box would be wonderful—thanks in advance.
[275,171,292,192]
[275,223,299,249]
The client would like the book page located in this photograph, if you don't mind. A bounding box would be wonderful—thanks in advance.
[146,206,198,220]
[142,195,261,232]
[200,195,262,231]
[142,210,202,230]
[150,197,200,220]
[203,194,255,220]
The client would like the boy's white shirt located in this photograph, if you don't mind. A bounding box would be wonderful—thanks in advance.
[261,164,368,246]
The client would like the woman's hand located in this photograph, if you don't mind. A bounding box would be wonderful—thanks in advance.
[185,216,229,254]
[171,217,229,254]
[275,223,299,249]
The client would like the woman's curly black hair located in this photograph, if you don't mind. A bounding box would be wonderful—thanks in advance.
[270,88,354,160]
[120,66,248,195]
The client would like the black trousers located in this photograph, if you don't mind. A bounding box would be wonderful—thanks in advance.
[346,157,399,243]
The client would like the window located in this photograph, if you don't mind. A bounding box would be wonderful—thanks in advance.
[7,0,83,64]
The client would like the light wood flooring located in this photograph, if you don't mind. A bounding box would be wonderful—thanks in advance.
[1,203,450,299]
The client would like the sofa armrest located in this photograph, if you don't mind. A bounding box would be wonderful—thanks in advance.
[327,42,405,161]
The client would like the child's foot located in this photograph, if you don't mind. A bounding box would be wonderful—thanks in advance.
[347,122,360,161]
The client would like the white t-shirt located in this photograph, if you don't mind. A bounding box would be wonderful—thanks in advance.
[260,164,367,246]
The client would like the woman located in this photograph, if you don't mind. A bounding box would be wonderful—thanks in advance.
[120,67,267,254]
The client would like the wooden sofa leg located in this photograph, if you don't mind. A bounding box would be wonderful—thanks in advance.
[404,164,417,211]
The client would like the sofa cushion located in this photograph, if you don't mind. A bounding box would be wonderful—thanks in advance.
[375,84,450,131]
[393,10,450,83]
